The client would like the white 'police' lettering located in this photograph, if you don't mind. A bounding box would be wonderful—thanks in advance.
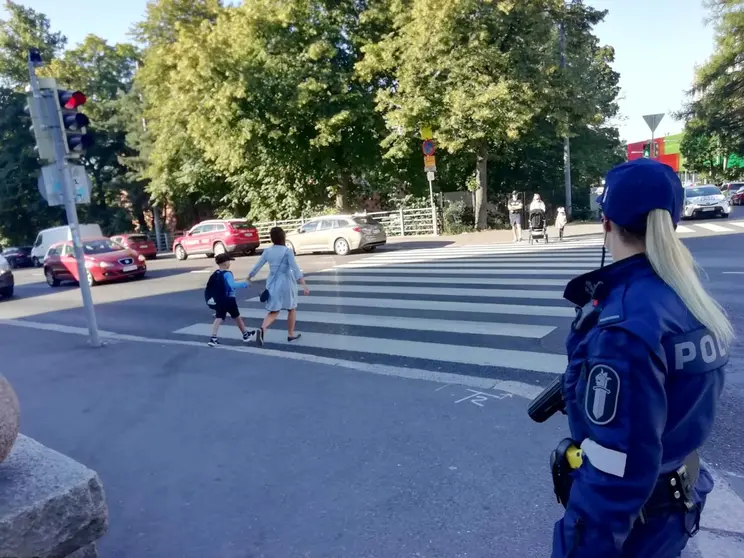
[673,331,727,372]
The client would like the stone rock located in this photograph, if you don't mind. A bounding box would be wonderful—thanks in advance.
[0,374,20,464]
[0,435,108,558]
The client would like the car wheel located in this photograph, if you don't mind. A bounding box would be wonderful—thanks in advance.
[175,245,187,260]
[333,238,350,256]
[146,254,157,260]
[0,286,12,298]
[247,248,257,256]
[213,242,227,256]
[32,257,41,268]
[135,272,146,280]
[362,246,376,253]
[86,270,97,287]
[286,241,296,255]
[44,268,60,287]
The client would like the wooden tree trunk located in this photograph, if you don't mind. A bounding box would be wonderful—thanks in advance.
[336,174,352,212]
[474,144,488,230]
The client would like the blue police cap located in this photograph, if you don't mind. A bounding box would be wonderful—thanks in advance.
[597,159,683,232]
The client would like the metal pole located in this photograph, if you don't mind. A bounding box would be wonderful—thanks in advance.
[428,176,438,235]
[28,54,101,347]
[559,8,573,219]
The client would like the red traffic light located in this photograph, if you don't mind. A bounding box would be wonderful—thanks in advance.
[59,90,87,110]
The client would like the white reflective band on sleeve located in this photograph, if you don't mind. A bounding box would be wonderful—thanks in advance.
[580,439,627,478]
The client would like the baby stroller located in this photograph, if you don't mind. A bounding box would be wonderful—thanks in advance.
[528,209,549,244]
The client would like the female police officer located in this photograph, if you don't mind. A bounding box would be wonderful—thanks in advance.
[550,159,734,557]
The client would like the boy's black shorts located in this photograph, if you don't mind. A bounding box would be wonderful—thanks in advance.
[215,298,240,320]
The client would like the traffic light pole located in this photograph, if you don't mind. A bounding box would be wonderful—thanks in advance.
[559,12,573,219]
[28,55,101,348]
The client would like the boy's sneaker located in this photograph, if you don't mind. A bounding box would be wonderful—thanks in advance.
[242,330,254,343]
[208,336,220,347]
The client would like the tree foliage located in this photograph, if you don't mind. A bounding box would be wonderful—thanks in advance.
[679,0,744,182]
[0,0,623,246]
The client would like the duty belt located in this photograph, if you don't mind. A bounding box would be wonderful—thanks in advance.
[551,439,700,527]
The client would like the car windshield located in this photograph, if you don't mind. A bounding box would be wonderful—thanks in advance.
[82,239,121,255]
[353,216,381,226]
[686,186,721,198]
[230,221,253,230]
[126,234,148,242]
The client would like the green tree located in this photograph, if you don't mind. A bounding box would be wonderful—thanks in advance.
[0,0,65,87]
[358,0,620,229]
[137,0,389,220]
[680,0,744,175]
[0,1,66,244]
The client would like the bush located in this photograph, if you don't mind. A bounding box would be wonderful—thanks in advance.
[443,201,474,234]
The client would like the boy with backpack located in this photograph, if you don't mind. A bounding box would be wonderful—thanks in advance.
[204,253,254,347]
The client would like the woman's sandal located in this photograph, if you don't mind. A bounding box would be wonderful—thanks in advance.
[287,334,302,342]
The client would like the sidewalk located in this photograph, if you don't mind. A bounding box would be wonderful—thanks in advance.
[1,320,743,557]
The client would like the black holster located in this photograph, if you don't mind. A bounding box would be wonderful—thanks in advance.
[550,439,700,529]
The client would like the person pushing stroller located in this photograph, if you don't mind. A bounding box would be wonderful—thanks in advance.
[528,194,548,244]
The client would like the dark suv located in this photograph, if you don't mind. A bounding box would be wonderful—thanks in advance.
[172,219,260,260]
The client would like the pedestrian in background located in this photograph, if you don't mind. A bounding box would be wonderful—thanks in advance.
[555,207,567,241]
[529,193,546,212]
[248,226,309,345]
[549,158,733,557]
[507,191,523,242]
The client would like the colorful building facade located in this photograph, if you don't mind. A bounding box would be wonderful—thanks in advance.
[626,133,685,172]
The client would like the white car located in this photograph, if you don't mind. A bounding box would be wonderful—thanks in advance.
[682,185,731,219]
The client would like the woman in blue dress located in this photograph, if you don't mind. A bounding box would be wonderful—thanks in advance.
[248,227,309,345]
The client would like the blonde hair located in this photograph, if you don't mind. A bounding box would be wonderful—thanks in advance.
[643,209,734,346]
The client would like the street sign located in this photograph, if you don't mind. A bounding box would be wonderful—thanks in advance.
[424,155,436,172]
[643,113,664,134]
[420,127,433,140]
[38,163,91,206]
[426,171,435,182]
[422,140,436,156]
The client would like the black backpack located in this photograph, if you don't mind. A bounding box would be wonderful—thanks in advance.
[204,270,228,310]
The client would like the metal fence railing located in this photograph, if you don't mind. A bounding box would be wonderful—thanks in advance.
[146,206,438,253]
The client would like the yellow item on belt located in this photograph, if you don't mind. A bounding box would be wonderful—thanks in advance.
[566,445,583,469]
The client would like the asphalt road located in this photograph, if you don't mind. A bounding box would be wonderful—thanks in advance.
[1,208,744,557]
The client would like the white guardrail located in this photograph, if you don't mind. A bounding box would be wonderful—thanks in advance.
[147,206,438,253]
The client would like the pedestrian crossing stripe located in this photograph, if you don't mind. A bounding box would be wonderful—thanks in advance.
[171,227,733,377]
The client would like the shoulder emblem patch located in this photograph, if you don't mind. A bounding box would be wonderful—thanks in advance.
[584,364,620,426]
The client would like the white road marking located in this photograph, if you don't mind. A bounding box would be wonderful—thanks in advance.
[246,295,575,317]
[308,283,564,300]
[336,262,597,270]
[311,274,569,287]
[697,223,732,233]
[675,225,694,233]
[729,221,744,228]
[190,268,214,274]
[0,318,543,396]
[174,323,568,374]
[233,308,555,338]
[316,267,586,276]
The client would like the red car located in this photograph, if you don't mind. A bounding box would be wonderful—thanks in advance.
[43,238,147,287]
[110,233,157,260]
[730,187,744,206]
[172,219,260,261]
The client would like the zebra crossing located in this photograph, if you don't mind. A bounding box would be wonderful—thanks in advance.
[676,218,744,234]
[174,237,611,383]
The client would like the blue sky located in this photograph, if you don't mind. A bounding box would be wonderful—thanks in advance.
[8,0,715,144]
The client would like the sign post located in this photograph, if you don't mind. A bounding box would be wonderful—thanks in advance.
[421,138,438,235]
[643,113,664,159]
[27,49,100,348]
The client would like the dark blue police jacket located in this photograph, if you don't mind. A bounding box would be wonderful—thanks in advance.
[552,253,727,558]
